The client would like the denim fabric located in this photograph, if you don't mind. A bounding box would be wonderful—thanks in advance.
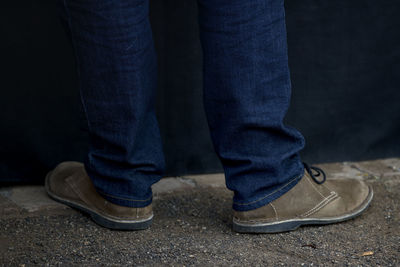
[59,0,305,211]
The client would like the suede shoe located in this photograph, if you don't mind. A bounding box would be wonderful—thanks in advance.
[45,161,153,230]
[233,165,373,233]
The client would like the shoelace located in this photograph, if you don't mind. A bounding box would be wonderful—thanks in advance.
[303,162,326,184]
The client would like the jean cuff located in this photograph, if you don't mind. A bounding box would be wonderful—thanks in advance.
[232,167,304,211]
[97,190,153,208]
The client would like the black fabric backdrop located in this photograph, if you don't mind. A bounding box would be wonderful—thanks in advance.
[1,0,399,183]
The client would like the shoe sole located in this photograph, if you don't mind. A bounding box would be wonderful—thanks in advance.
[232,185,374,234]
[45,171,153,230]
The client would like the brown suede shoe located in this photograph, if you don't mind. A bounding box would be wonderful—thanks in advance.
[233,167,373,233]
[45,161,153,230]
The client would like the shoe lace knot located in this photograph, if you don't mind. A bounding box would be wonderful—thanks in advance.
[303,162,326,184]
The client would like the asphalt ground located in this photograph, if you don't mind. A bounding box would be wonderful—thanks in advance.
[1,159,399,266]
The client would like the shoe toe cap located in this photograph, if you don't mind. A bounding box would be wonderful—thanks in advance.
[316,179,373,218]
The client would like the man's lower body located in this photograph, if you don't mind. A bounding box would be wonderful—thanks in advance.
[46,0,372,232]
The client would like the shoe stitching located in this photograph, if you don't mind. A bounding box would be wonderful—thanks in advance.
[61,174,153,221]
[305,175,327,199]
[306,172,338,202]
[300,197,329,218]
[236,192,338,224]
[68,173,152,203]
[301,193,337,219]
[70,185,152,220]
[270,203,278,221]
[66,176,104,212]
[301,194,337,218]
[320,181,335,193]
[65,175,91,203]
[300,192,338,218]
[234,172,302,206]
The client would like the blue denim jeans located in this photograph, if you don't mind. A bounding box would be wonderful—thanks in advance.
[59,0,305,211]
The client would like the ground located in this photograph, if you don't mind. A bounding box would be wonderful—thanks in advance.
[0,159,399,266]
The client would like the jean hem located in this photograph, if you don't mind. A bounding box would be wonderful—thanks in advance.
[232,167,304,212]
[98,191,153,208]
[83,162,153,208]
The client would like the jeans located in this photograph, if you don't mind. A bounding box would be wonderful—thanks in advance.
[59,0,305,211]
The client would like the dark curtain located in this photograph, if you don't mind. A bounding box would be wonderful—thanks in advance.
[1,0,399,183]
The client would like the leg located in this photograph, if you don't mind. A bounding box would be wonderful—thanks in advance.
[197,0,373,233]
[56,0,164,207]
[197,0,305,211]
